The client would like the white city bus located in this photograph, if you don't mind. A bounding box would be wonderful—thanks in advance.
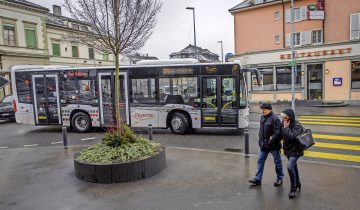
[11,60,260,134]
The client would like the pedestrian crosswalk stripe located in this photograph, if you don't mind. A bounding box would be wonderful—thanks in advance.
[313,134,360,142]
[299,118,360,123]
[299,121,360,127]
[304,151,360,163]
[299,116,360,120]
[314,142,360,151]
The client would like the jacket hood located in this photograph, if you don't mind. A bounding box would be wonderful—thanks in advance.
[282,109,296,121]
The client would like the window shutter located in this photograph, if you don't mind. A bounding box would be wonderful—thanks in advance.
[301,6,308,20]
[285,33,290,47]
[300,32,306,45]
[305,31,312,45]
[285,9,290,23]
[26,29,36,48]
[52,43,60,56]
[350,14,360,40]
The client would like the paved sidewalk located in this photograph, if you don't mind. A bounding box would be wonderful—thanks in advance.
[0,146,359,210]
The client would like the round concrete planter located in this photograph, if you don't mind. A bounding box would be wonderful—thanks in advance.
[74,146,166,183]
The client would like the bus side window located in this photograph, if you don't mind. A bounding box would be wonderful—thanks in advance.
[131,78,155,104]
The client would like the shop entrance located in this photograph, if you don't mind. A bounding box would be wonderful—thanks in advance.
[307,64,323,100]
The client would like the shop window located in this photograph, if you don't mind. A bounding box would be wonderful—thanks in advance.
[3,25,15,46]
[351,61,360,89]
[252,68,274,91]
[131,78,155,104]
[159,77,198,105]
[276,66,301,90]
[25,28,36,48]
[52,42,60,56]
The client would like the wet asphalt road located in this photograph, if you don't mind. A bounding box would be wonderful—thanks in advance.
[0,112,359,167]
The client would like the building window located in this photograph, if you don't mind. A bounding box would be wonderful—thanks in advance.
[72,46,79,57]
[276,66,301,90]
[312,30,322,44]
[81,25,88,31]
[351,61,360,89]
[103,53,109,61]
[25,28,36,48]
[72,23,80,30]
[52,42,60,56]
[294,32,301,46]
[3,25,15,46]
[294,8,301,22]
[252,68,274,91]
[350,13,360,40]
[255,0,264,4]
[275,35,280,44]
[88,48,94,59]
[275,11,280,20]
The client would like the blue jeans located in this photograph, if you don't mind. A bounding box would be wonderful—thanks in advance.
[255,150,284,182]
[287,156,300,188]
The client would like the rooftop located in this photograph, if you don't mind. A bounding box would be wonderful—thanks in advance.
[5,0,49,11]
[229,0,281,13]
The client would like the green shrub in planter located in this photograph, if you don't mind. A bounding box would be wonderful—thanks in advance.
[77,124,161,163]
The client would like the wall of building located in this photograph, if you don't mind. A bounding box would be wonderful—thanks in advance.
[324,60,350,101]
[325,0,360,43]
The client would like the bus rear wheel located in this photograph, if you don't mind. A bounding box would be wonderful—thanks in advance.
[169,112,189,135]
[71,112,92,133]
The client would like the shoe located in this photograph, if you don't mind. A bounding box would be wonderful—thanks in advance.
[274,179,283,187]
[248,178,261,186]
[296,182,302,191]
[288,188,297,199]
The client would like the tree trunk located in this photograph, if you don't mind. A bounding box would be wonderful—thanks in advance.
[114,54,121,131]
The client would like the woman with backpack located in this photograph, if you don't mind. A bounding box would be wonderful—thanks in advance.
[281,109,304,199]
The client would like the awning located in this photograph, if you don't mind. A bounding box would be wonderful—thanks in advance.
[0,77,10,88]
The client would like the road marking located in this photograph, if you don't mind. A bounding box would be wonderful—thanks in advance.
[304,151,360,163]
[300,121,360,127]
[0,146,8,149]
[24,144,38,147]
[81,137,96,141]
[51,141,63,145]
[314,142,360,151]
[299,116,360,120]
[313,134,360,142]
[299,118,360,123]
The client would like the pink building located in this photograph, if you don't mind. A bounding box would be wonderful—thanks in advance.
[229,0,360,102]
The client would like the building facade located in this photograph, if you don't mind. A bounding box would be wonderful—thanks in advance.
[229,0,360,102]
[170,44,220,63]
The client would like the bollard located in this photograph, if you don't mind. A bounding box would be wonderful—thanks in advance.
[244,128,250,157]
[62,126,68,149]
[148,124,153,141]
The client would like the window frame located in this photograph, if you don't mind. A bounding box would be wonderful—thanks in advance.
[294,8,301,22]
[276,65,302,91]
[24,25,37,49]
[3,24,16,47]
[275,11,280,21]
[294,32,301,46]
[311,29,323,44]
[275,35,280,44]
[52,41,61,56]
[72,45,79,58]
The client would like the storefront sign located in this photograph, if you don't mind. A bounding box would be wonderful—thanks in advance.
[333,78,342,86]
[280,48,352,60]
[308,10,324,20]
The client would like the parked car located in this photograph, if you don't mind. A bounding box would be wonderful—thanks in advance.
[0,95,15,120]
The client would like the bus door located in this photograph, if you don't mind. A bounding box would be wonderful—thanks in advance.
[32,74,61,125]
[98,72,129,127]
[201,76,238,127]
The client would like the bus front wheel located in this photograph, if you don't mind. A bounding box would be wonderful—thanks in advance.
[71,112,92,133]
[169,112,189,135]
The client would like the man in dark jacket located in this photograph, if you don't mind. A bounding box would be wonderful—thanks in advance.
[249,103,284,186]
[281,108,304,199]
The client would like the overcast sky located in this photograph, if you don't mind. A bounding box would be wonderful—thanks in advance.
[33,0,244,59]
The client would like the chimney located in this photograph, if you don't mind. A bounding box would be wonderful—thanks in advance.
[53,5,62,16]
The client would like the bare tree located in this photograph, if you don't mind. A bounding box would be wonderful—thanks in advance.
[63,0,162,130]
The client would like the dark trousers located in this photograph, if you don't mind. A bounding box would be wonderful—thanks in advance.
[255,150,284,181]
[287,156,300,189]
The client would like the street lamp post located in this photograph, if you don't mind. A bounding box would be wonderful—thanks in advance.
[218,41,224,62]
[186,7,197,59]
[290,0,295,111]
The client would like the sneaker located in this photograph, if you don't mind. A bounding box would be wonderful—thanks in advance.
[248,178,261,186]
[274,179,283,187]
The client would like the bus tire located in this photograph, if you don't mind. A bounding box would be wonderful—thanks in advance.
[71,112,92,133]
[169,112,189,135]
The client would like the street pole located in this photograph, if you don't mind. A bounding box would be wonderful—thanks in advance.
[186,7,197,60]
[218,41,224,62]
[291,0,295,111]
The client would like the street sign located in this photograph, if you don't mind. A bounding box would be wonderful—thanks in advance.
[288,61,297,66]
[308,4,317,10]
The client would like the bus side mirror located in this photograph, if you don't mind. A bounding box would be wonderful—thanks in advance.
[241,68,261,86]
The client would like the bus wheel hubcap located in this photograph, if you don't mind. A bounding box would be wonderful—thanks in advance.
[76,117,87,129]
[172,117,182,130]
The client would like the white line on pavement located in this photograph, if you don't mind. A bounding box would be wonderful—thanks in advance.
[81,137,96,141]
[51,141,63,145]
[24,144,38,147]
[0,146,9,149]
